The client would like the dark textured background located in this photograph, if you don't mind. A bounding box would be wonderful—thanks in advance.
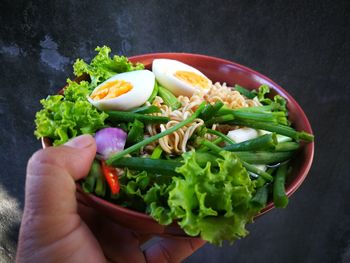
[1,0,350,262]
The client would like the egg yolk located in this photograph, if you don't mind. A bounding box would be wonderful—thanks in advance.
[174,71,209,88]
[90,80,133,100]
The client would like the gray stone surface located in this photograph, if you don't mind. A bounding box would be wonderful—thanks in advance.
[0,0,349,262]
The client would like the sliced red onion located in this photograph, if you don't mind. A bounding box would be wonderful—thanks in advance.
[95,128,127,159]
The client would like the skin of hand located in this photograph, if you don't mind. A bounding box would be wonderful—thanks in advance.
[16,135,205,263]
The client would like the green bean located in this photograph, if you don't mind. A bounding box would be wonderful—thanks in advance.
[233,103,283,113]
[147,81,159,103]
[106,102,206,163]
[106,110,169,124]
[274,142,300,152]
[199,101,224,120]
[234,84,256,99]
[223,133,277,152]
[109,157,181,176]
[253,167,276,188]
[126,119,144,146]
[206,129,235,145]
[242,161,273,181]
[233,111,277,123]
[205,114,235,126]
[158,85,181,109]
[197,137,223,152]
[131,105,161,114]
[233,151,295,164]
[95,170,106,197]
[200,139,223,155]
[82,159,101,193]
[273,163,289,208]
[250,186,269,209]
[230,119,314,141]
[151,145,163,159]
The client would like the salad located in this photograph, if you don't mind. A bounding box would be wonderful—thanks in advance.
[34,46,314,245]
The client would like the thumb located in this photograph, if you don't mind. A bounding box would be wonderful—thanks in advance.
[24,134,96,216]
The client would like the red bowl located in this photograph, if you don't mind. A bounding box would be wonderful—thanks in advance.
[42,53,314,236]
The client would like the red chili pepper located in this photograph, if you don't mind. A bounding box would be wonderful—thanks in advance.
[101,160,120,194]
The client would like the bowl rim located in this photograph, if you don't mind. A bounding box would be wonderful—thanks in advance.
[42,52,314,221]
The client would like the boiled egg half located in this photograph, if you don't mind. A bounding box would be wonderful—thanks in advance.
[88,70,155,111]
[152,59,212,97]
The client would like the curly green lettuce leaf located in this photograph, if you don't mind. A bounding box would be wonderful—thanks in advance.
[34,95,108,145]
[73,46,144,87]
[164,150,258,245]
[255,84,287,110]
[144,183,174,225]
[63,79,92,101]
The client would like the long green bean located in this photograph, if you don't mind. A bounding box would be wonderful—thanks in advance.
[106,110,169,124]
[109,157,181,176]
[230,119,314,141]
[274,142,300,152]
[223,133,277,152]
[273,163,289,208]
[242,161,273,181]
[250,186,269,209]
[206,129,235,144]
[200,101,224,120]
[82,159,101,193]
[233,151,295,164]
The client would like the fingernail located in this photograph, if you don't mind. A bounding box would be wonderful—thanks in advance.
[65,135,93,149]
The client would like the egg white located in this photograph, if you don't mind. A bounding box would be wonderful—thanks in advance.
[152,59,212,97]
[88,70,155,111]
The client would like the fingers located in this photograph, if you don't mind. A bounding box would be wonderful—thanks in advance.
[17,135,99,260]
[28,135,96,181]
[24,134,96,216]
[144,237,206,263]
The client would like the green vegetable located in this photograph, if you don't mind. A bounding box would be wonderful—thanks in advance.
[106,102,206,164]
[230,119,314,141]
[73,45,144,87]
[219,103,283,114]
[163,151,259,245]
[241,161,273,181]
[233,111,278,123]
[223,133,277,152]
[126,119,144,146]
[234,84,256,99]
[250,186,269,209]
[82,159,102,193]
[106,110,169,124]
[273,163,290,208]
[131,105,161,114]
[274,142,300,151]
[34,95,108,145]
[64,80,92,101]
[200,140,273,181]
[199,101,224,121]
[109,157,180,176]
[206,129,235,145]
[233,151,295,164]
[158,85,181,110]
[151,145,163,159]
[206,114,235,126]
[256,85,271,104]
[200,139,224,154]
[217,106,288,125]
[147,81,159,103]
[95,169,107,197]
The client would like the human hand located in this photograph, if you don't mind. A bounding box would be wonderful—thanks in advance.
[17,135,205,263]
